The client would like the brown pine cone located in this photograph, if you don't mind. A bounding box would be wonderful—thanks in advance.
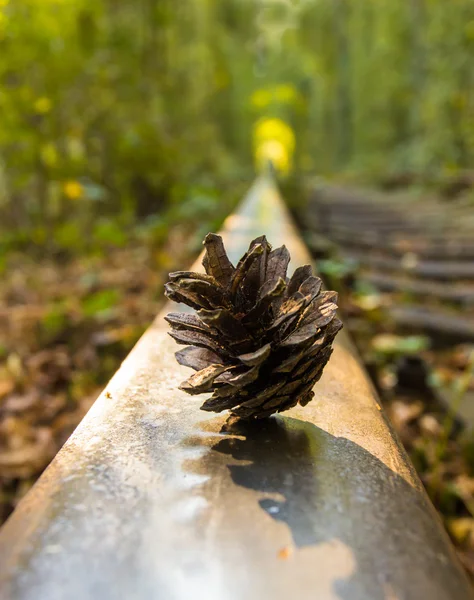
[165,233,342,419]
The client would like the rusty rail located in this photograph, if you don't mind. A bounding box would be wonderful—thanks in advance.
[0,175,472,600]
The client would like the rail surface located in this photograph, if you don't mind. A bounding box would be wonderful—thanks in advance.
[0,175,472,600]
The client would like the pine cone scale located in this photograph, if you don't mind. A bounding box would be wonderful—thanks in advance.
[169,329,227,357]
[175,347,222,371]
[179,364,230,395]
[165,312,215,335]
[197,308,250,345]
[286,265,313,296]
[202,233,235,285]
[237,344,272,366]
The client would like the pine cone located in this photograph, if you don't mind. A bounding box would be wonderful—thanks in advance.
[164,233,342,419]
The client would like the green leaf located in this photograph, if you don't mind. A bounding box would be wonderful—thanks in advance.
[93,219,128,247]
[81,290,121,319]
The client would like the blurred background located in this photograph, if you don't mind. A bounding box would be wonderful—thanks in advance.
[1,0,474,577]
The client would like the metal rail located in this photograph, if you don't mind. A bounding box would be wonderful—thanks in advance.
[0,175,472,600]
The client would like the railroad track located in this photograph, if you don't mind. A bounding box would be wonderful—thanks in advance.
[306,185,474,344]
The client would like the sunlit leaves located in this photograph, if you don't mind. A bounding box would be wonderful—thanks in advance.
[33,97,52,114]
[39,143,57,169]
[62,181,83,200]
[253,117,295,174]
[250,84,300,109]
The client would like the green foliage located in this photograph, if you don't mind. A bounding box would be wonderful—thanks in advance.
[42,304,68,338]
[318,258,355,280]
[2,0,471,238]
[371,334,431,358]
[246,0,474,180]
[55,222,84,252]
[81,290,121,320]
[0,0,257,250]
[92,219,128,248]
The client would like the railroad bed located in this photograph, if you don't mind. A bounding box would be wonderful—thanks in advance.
[306,184,474,343]
[303,183,474,426]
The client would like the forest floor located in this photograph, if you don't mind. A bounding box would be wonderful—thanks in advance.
[0,227,195,524]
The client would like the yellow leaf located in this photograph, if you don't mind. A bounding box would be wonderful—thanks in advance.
[34,97,52,115]
[255,140,291,176]
[254,117,296,153]
[63,180,83,200]
[253,118,296,175]
[250,89,272,109]
[274,84,298,104]
[40,143,58,168]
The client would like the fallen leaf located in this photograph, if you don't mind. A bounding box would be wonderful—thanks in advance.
[277,546,293,560]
